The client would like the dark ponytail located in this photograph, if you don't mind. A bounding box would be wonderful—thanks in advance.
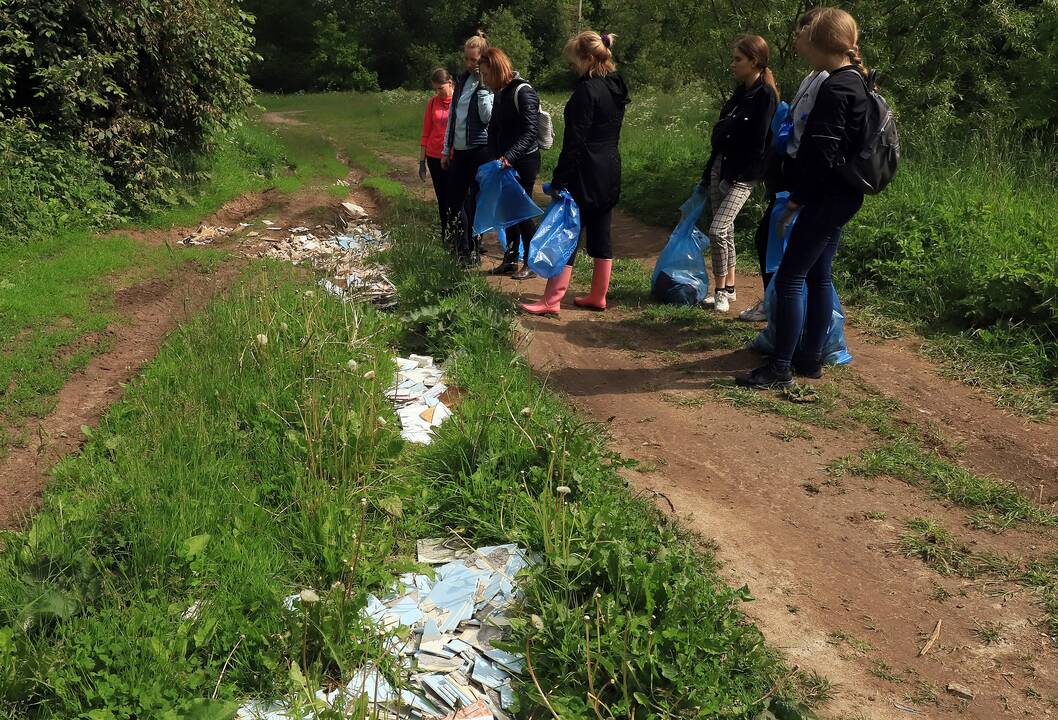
[734,34,780,101]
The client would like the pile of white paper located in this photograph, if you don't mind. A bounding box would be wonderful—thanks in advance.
[388,355,451,445]
[238,542,531,720]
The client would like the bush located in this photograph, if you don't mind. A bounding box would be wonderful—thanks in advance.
[0,0,256,209]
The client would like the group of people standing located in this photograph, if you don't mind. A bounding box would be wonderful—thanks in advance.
[419,7,874,389]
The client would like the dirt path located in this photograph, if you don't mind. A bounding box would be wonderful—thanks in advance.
[383,151,1058,718]
[0,171,378,528]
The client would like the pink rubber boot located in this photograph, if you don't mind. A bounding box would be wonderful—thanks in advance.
[519,266,573,316]
[573,258,613,310]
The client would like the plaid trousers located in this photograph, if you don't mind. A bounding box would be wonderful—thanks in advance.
[708,159,754,278]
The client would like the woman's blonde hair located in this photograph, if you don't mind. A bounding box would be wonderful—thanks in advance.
[479,48,515,89]
[801,7,868,76]
[464,31,489,54]
[564,31,616,77]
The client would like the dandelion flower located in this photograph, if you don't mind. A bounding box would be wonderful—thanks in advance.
[299,589,320,604]
[255,334,269,347]
[556,486,571,496]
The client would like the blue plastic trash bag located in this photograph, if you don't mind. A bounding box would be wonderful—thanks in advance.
[527,190,580,278]
[765,191,800,274]
[750,277,853,365]
[651,192,711,305]
[473,160,543,239]
[771,101,791,155]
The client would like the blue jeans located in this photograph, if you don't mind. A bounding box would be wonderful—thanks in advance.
[771,211,844,370]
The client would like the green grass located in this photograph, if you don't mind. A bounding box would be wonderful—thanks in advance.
[0,186,823,718]
[832,439,1058,527]
[0,234,223,452]
[899,517,1058,630]
[0,118,291,457]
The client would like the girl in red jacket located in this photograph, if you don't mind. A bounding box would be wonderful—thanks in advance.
[419,68,454,235]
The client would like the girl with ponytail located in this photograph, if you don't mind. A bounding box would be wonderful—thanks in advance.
[696,34,779,313]
[737,7,870,389]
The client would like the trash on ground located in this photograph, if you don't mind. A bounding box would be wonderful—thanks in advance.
[238,543,532,720]
[256,204,395,307]
[181,224,232,245]
[387,355,451,445]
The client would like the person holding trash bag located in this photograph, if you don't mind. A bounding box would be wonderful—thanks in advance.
[441,33,494,266]
[420,68,454,236]
[741,10,829,322]
[696,35,778,314]
[737,7,869,389]
[520,31,629,316]
[479,47,542,279]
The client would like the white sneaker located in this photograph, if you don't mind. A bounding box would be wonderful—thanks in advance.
[714,290,730,312]
[703,293,716,307]
[739,299,767,322]
[726,288,737,301]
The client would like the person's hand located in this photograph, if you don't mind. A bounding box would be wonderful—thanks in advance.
[499,156,511,169]
[441,154,450,170]
[548,183,563,201]
[718,179,732,196]
[694,181,707,196]
[776,203,799,239]
[418,160,428,182]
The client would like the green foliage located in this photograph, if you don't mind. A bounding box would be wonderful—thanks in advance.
[0,0,256,208]
[312,13,379,92]
[482,7,535,77]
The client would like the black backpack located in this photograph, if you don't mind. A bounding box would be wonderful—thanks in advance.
[837,69,900,195]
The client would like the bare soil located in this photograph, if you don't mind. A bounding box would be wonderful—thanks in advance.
[382,150,1058,718]
[0,171,377,528]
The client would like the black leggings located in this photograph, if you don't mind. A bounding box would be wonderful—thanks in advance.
[754,194,777,291]
[426,156,448,236]
[565,206,613,266]
[502,151,541,263]
[444,146,491,254]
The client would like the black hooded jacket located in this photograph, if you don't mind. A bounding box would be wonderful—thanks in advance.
[703,76,778,185]
[487,73,540,163]
[551,73,631,212]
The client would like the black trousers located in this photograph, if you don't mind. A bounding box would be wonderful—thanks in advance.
[426,156,448,236]
[566,206,613,266]
[502,151,541,263]
[444,146,491,255]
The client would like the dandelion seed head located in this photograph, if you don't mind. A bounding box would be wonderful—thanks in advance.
[299,589,320,604]
[255,333,269,347]
[556,486,571,496]
[347,359,358,370]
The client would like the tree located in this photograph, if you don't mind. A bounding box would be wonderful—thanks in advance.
[483,7,534,76]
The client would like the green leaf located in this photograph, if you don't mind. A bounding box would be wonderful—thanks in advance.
[376,495,403,518]
[182,534,212,560]
[178,699,238,720]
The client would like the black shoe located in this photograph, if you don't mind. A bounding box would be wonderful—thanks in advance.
[458,251,481,268]
[489,262,517,275]
[793,360,824,379]
[736,364,794,389]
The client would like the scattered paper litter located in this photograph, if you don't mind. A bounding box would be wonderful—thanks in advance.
[386,355,452,445]
[181,224,231,245]
[256,202,395,306]
[235,543,530,720]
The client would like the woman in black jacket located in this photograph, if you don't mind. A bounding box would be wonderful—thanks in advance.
[738,7,869,388]
[698,34,778,314]
[520,31,630,316]
[479,47,542,279]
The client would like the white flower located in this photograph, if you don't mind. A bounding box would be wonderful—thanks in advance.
[280,322,289,332]
[304,290,315,298]
[531,614,545,630]
[520,407,532,417]
[347,359,358,371]
[556,486,571,496]
[255,334,268,347]
[299,589,320,604]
